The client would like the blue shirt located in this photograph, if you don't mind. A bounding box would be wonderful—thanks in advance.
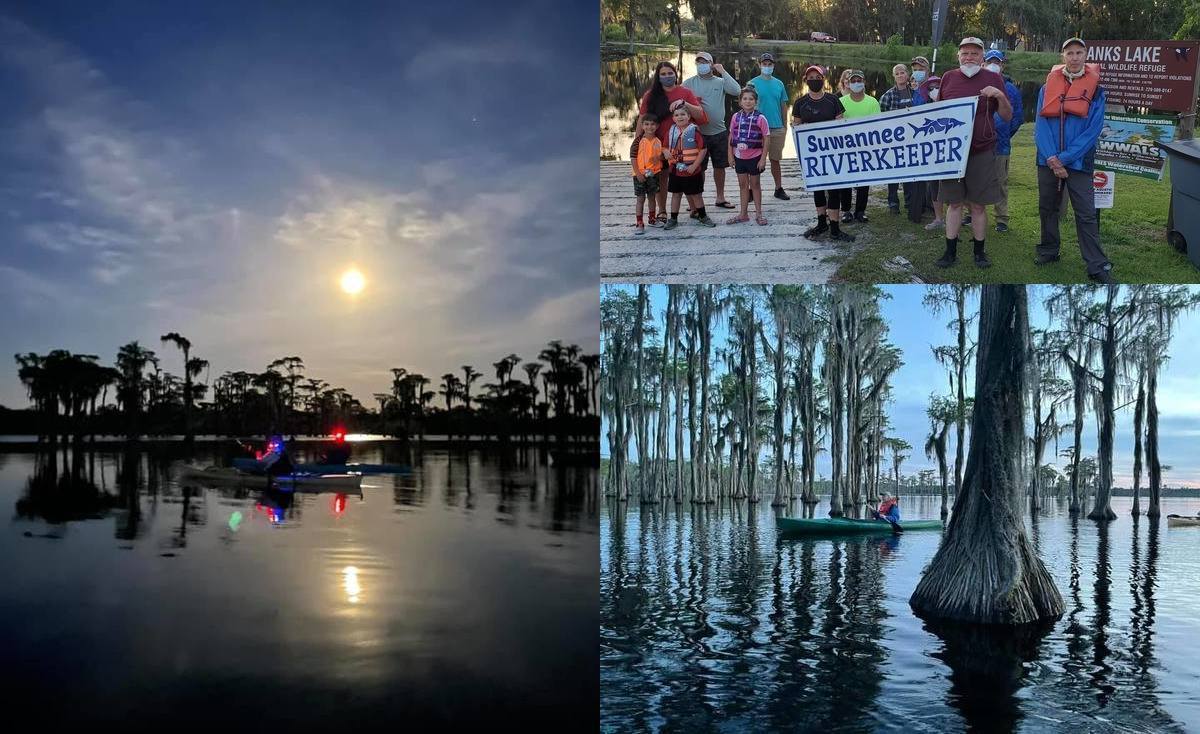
[748,75,788,129]
[1034,85,1106,172]
[992,77,1024,155]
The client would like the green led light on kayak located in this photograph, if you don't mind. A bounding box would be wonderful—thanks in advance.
[228,511,243,532]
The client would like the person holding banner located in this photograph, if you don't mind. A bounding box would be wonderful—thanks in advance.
[984,50,1023,233]
[748,53,792,202]
[1034,37,1114,283]
[837,70,880,224]
[933,37,1011,269]
[790,64,854,242]
[683,52,742,210]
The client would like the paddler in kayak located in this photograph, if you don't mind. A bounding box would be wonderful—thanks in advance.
[871,495,900,524]
[259,434,295,476]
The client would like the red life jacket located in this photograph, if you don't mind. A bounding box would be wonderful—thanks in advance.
[1040,64,1101,119]
[878,498,897,515]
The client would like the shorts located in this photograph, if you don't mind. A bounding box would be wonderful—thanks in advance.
[703,130,729,169]
[734,155,763,176]
[667,173,704,196]
[767,128,785,160]
[938,148,1001,205]
[632,172,661,196]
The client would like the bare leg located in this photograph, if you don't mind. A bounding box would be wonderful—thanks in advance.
[738,174,750,218]
[945,202,964,239]
[751,176,763,217]
[771,158,782,191]
[656,170,669,218]
[714,166,728,204]
[970,202,987,241]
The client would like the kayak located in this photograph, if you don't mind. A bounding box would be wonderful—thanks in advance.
[177,463,362,490]
[776,516,943,536]
[1167,515,1200,527]
[232,457,410,475]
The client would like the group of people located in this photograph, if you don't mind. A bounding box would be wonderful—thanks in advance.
[631,36,1113,282]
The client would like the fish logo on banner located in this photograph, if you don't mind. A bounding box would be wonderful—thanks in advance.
[791,98,977,191]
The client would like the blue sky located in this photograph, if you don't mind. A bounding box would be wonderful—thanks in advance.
[0,1,598,407]
[603,285,1200,488]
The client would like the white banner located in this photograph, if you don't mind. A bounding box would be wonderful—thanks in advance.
[792,98,978,191]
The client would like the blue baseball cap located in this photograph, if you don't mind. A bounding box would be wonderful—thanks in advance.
[984,50,1006,62]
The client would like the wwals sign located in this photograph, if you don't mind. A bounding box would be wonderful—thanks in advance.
[792,98,976,191]
[1086,41,1200,112]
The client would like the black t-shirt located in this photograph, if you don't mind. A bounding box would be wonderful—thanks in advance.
[791,93,844,124]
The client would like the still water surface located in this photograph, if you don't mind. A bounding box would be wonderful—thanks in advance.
[602,494,1200,733]
[1,444,597,727]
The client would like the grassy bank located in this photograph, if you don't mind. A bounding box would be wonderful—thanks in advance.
[601,38,1061,72]
[832,126,1195,284]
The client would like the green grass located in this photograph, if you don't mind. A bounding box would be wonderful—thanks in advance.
[831,126,1195,284]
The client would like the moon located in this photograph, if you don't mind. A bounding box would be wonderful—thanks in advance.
[340,268,365,295]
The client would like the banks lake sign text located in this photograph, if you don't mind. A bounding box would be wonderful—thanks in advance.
[1087,40,1200,112]
[792,98,976,191]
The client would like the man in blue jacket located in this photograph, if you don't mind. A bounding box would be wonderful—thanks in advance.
[1034,37,1113,283]
[985,50,1023,232]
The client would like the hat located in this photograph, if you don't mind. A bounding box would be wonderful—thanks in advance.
[696,51,713,63]
[959,36,985,49]
[759,52,775,62]
[848,69,865,79]
[984,50,1006,62]
[910,55,930,67]
[803,64,825,78]
[1061,37,1086,50]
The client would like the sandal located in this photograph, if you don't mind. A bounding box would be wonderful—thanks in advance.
[714,201,736,209]
[727,214,750,224]
[755,215,768,226]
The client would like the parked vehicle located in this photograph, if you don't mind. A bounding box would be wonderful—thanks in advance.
[810,31,837,43]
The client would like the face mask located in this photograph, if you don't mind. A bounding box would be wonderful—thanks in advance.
[849,82,865,94]
[929,88,940,100]
[960,63,981,78]
[696,63,711,75]
[985,63,1001,74]
[760,65,774,76]
[806,79,823,92]
[912,70,926,82]
[660,74,676,87]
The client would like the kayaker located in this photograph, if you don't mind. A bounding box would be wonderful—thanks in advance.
[261,435,295,476]
[319,433,352,466]
[872,495,900,524]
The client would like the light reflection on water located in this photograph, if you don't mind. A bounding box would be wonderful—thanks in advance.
[1,444,598,727]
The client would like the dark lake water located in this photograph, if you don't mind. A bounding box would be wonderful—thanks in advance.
[601,494,1200,733]
[601,52,1047,161]
[1,443,598,728]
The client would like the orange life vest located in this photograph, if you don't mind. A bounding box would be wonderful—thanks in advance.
[878,498,897,515]
[668,123,701,173]
[1040,64,1100,118]
[635,136,663,176]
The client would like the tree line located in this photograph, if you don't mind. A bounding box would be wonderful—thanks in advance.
[602,0,1193,52]
[601,284,1197,521]
[11,335,599,442]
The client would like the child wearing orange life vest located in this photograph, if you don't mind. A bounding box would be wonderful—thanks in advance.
[664,100,716,229]
[631,113,664,235]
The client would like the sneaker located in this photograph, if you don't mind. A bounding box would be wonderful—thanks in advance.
[690,210,700,219]
[841,211,854,223]
[854,212,869,223]
[1089,268,1116,284]
[697,215,717,228]
[829,230,856,242]
[775,188,791,200]
[664,219,678,231]
[974,251,992,268]
[647,218,664,228]
[1034,253,1060,265]
[924,220,945,231]
[935,253,956,268]
[635,223,645,235]
[995,222,1009,233]
[804,222,829,238]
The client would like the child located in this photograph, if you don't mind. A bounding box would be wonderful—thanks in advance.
[664,100,716,229]
[726,86,769,225]
[631,114,664,234]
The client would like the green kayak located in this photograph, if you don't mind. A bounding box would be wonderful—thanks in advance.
[776,516,943,536]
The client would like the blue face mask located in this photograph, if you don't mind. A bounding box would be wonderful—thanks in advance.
[697,63,711,75]
[849,82,865,93]
[912,70,927,83]
[760,65,774,76]
[660,74,676,87]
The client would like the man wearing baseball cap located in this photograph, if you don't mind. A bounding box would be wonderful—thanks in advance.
[1034,37,1113,283]
[931,36,1012,269]
[983,50,1023,233]
[748,52,792,200]
[684,51,743,210]
[910,56,931,99]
